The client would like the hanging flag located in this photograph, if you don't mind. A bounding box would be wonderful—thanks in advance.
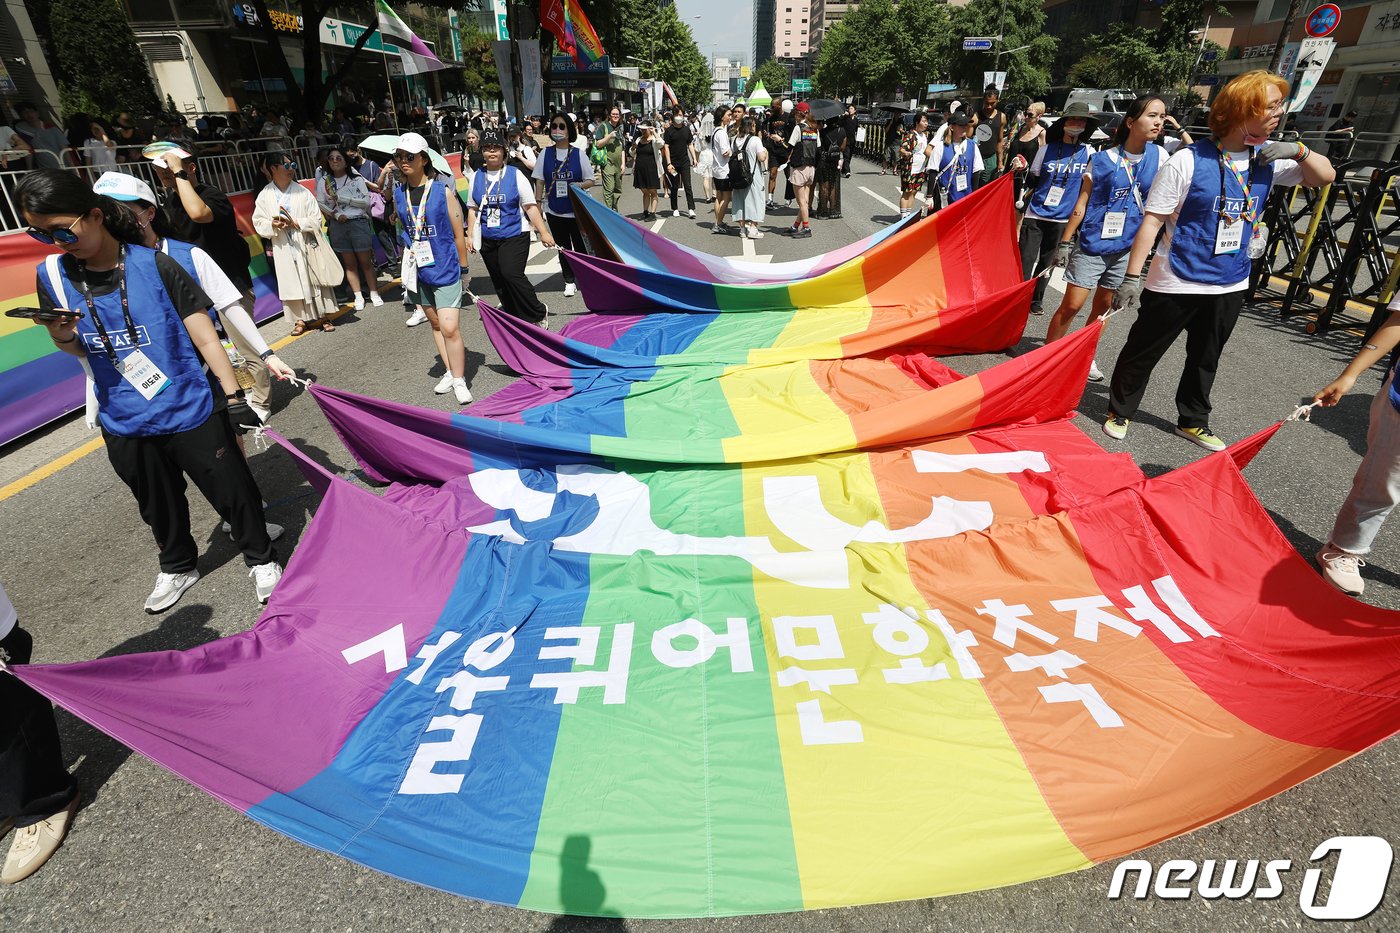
[541,0,606,68]
[376,0,448,75]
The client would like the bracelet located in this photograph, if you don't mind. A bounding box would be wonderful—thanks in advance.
[54,333,77,344]
[1296,141,1310,161]
[259,349,275,361]
[226,389,246,400]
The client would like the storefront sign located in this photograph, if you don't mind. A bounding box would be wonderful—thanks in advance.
[1360,0,1400,44]
[231,2,303,34]
[320,18,391,54]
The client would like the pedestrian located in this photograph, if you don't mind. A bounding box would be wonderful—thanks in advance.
[347,141,395,267]
[594,106,627,211]
[112,111,149,163]
[1043,96,1168,384]
[1104,69,1335,449]
[632,122,665,220]
[532,112,594,299]
[507,125,537,175]
[970,85,1006,189]
[896,112,933,220]
[392,132,472,404]
[764,110,791,210]
[17,169,283,609]
[253,150,338,334]
[0,579,81,885]
[465,129,557,329]
[709,105,735,234]
[146,147,270,422]
[784,102,819,238]
[1310,295,1400,597]
[462,129,485,173]
[81,117,118,175]
[662,106,698,218]
[1016,101,1097,314]
[882,112,902,176]
[928,111,982,210]
[1008,103,1046,210]
[732,116,767,239]
[315,146,381,311]
[695,126,717,204]
[12,102,68,169]
[842,104,859,178]
[815,115,846,219]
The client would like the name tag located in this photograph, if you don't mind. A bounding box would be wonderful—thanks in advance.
[1102,211,1127,239]
[555,179,569,199]
[955,174,969,192]
[119,349,170,401]
[486,207,502,229]
[1215,218,1244,255]
[412,239,435,267]
[1043,185,1065,208]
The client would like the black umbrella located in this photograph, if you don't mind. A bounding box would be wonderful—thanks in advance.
[805,98,843,121]
[873,101,911,113]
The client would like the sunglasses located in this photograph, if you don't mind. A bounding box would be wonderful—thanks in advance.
[551,123,569,129]
[25,214,85,246]
[393,152,421,162]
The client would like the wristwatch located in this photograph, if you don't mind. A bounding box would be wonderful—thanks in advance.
[173,170,189,179]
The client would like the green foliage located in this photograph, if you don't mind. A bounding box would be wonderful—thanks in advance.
[48,0,161,117]
[947,0,1057,98]
[815,0,956,99]
[1069,0,1227,92]
[746,59,790,97]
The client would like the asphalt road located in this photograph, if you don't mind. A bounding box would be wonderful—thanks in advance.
[1,158,1397,931]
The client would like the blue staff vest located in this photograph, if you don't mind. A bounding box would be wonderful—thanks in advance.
[1167,139,1274,287]
[937,138,978,203]
[470,167,525,241]
[1028,141,1092,221]
[543,146,584,216]
[43,246,212,437]
[393,177,461,287]
[1077,145,1161,257]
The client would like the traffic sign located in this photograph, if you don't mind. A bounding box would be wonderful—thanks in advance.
[962,37,995,51]
[792,78,811,92]
[1305,4,1341,38]
[1289,37,1336,112]
[1193,75,1221,86]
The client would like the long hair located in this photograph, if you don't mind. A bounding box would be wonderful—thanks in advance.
[711,104,730,127]
[1113,96,1166,148]
[15,168,145,245]
[1210,69,1289,138]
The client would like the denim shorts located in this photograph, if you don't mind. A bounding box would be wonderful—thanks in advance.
[410,276,464,310]
[1065,243,1131,291]
[327,215,373,253]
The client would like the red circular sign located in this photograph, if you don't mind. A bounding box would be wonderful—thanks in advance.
[1305,4,1341,38]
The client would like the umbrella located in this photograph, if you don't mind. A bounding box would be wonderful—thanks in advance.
[873,101,911,112]
[356,133,454,177]
[747,81,773,107]
[432,104,465,113]
[805,98,843,121]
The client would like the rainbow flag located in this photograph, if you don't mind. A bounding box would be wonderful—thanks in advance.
[541,0,605,69]
[567,183,918,284]
[565,174,1018,314]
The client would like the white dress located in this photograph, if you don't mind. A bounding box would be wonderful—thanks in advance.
[252,182,339,323]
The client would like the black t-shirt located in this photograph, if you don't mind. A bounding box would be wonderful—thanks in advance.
[976,109,1004,158]
[155,182,252,291]
[843,114,859,146]
[662,125,694,166]
[37,251,212,318]
[822,126,847,164]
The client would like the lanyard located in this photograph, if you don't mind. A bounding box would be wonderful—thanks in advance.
[481,170,504,217]
[407,180,433,240]
[75,246,136,369]
[1048,142,1070,188]
[1113,148,1145,212]
[1216,141,1255,224]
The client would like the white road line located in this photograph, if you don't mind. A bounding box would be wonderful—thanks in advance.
[651,217,666,233]
[741,235,755,258]
[859,185,901,213]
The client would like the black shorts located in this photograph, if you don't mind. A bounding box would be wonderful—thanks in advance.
[713,177,732,192]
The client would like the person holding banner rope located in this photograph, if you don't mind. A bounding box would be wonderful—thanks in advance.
[1014,101,1097,315]
[532,112,594,300]
[1103,70,1334,451]
[927,111,982,212]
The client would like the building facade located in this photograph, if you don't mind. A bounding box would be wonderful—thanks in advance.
[810,0,857,56]
[775,0,813,59]
[754,0,777,69]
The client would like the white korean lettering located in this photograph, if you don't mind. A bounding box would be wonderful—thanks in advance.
[341,623,408,673]
[651,617,754,673]
[530,624,635,704]
[925,609,985,679]
[1051,595,1142,642]
[404,630,463,685]
[976,598,1059,648]
[1039,682,1124,728]
[773,615,845,661]
[864,604,950,684]
[1005,649,1086,679]
[398,714,483,795]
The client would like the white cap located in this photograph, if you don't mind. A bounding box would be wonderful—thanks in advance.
[93,171,157,206]
[394,131,431,154]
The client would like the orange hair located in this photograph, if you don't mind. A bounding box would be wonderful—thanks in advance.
[1209,69,1289,138]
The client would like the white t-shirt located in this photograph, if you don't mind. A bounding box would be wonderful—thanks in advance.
[710,127,732,180]
[1143,146,1303,294]
[927,137,984,184]
[466,166,536,236]
[531,146,596,217]
[0,579,15,641]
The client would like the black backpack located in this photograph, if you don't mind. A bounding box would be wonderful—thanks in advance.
[728,133,753,190]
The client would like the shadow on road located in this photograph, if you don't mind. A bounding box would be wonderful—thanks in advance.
[545,834,627,932]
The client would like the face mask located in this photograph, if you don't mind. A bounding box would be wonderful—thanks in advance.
[674,116,685,124]
[1243,131,1270,146]
[1064,125,1084,138]
[551,130,567,141]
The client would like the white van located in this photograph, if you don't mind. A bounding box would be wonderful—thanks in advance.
[1065,88,1138,114]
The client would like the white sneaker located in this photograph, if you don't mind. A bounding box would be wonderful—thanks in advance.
[406,308,428,326]
[352,294,365,311]
[1,793,79,884]
[1316,545,1366,596]
[1087,360,1104,382]
[563,282,577,298]
[369,291,384,307]
[452,378,473,404]
[433,372,455,394]
[688,209,696,219]
[250,561,282,604]
[144,570,200,614]
[673,209,682,217]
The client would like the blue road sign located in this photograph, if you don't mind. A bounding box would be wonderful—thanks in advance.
[962,37,995,51]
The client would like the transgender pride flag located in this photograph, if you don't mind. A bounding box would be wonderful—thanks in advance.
[377,0,448,75]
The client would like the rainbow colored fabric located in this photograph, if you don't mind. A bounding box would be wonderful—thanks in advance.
[14,185,1400,919]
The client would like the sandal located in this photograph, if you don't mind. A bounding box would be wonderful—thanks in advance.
[289,321,307,337]
[321,319,335,332]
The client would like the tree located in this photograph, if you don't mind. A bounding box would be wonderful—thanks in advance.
[947,0,1057,98]
[813,0,954,100]
[453,22,502,110]
[48,0,161,117]
[1068,1,1226,93]
[648,5,710,108]
[745,59,789,97]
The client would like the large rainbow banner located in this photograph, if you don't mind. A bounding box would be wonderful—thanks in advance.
[10,184,1400,918]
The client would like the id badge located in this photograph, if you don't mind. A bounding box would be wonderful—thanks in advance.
[412,239,435,268]
[1044,185,1065,208]
[486,207,502,229]
[1102,211,1127,240]
[1214,218,1244,255]
[119,349,170,400]
[1247,222,1269,260]
[554,179,569,199]
[955,175,969,192]
[402,249,418,293]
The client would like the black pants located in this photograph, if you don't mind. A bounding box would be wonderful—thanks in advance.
[1108,288,1246,429]
[545,214,587,286]
[1019,217,1065,306]
[480,233,547,323]
[0,625,78,827]
[104,409,274,574]
[668,165,695,211]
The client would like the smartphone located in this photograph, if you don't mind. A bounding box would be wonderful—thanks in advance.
[5,306,84,322]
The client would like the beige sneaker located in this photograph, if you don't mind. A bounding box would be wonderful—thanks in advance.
[2,793,79,884]
[1316,545,1366,596]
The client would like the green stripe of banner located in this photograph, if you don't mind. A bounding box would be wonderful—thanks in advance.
[0,326,64,373]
